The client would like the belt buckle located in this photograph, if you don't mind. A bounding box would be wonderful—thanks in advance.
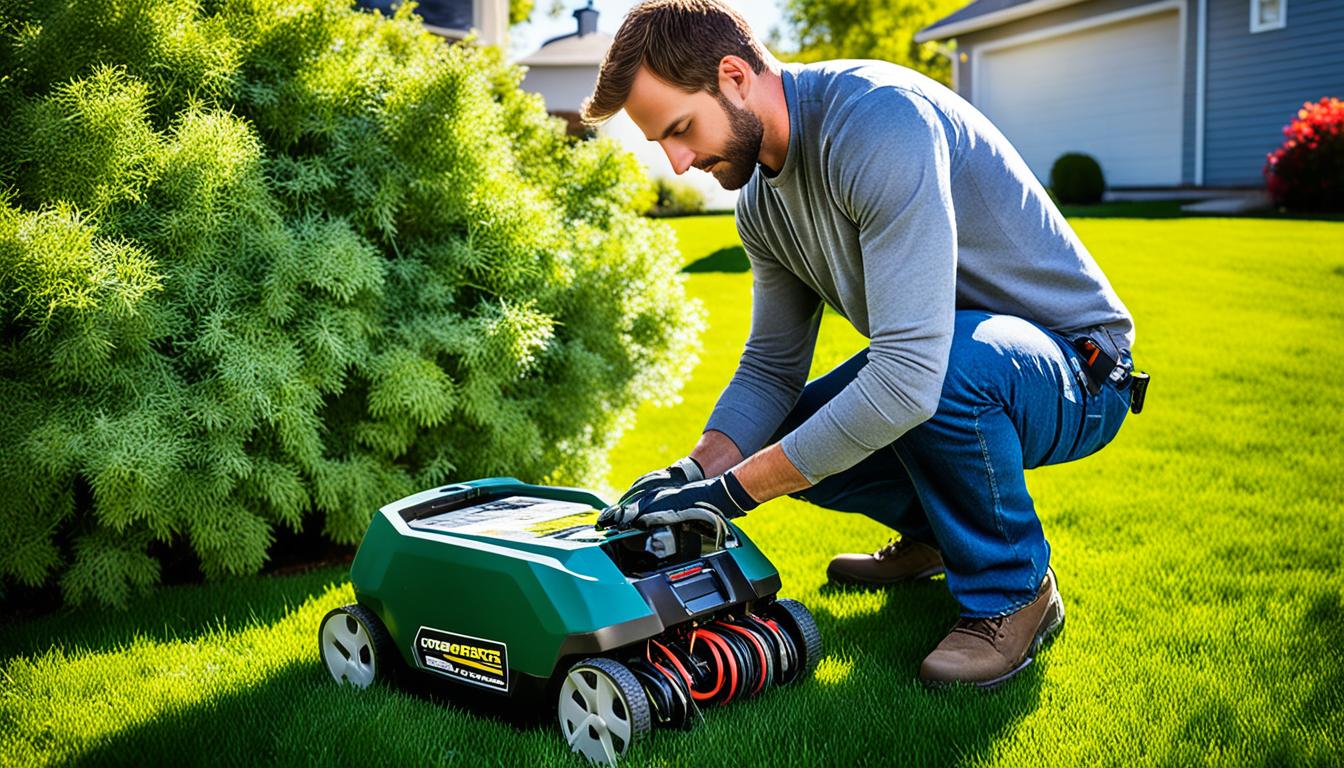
[1109,352,1135,389]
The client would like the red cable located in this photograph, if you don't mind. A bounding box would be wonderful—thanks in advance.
[694,629,738,704]
[751,615,792,677]
[650,639,695,694]
[721,623,770,695]
[686,630,725,701]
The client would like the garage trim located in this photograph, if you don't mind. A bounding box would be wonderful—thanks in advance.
[970,0,1186,107]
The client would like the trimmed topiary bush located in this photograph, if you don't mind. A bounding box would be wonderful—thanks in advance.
[1264,97,1344,213]
[648,177,706,218]
[1050,152,1106,205]
[0,0,704,607]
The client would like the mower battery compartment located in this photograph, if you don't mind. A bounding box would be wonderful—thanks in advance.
[632,551,777,624]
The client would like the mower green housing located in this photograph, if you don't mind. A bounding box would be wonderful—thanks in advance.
[321,477,821,762]
[349,478,780,690]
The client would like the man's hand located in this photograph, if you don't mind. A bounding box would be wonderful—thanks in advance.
[616,456,705,507]
[596,471,760,534]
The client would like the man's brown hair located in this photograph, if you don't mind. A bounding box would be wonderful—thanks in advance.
[580,0,770,126]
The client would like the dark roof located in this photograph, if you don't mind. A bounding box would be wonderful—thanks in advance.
[357,0,474,32]
[923,0,1033,35]
[918,0,1065,40]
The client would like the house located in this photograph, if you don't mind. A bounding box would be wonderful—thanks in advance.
[517,2,738,210]
[916,0,1344,187]
[358,0,509,47]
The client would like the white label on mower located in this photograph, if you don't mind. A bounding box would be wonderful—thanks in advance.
[414,626,509,692]
[412,496,599,541]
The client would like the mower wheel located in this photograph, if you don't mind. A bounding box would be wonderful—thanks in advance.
[769,599,824,683]
[558,657,651,765]
[319,603,395,689]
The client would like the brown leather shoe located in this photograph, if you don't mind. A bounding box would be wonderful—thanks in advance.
[919,567,1065,689]
[827,538,944,586]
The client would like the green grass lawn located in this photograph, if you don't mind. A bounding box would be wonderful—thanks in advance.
[3,213,1342,766]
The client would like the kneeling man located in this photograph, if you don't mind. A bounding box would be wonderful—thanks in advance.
[589,0,1145,688]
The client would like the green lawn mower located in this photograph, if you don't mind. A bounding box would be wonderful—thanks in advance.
[318,477,822,764]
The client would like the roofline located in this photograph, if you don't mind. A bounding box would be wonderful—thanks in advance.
[914,0,1090,42]
[541,30,578,46]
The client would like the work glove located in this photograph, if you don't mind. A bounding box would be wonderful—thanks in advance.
[596,471,760,536]
[616,456,705,507]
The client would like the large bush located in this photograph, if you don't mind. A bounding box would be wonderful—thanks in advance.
[1264,97,1344,213]
[0,0,704,607]
[1050,152,1106,205]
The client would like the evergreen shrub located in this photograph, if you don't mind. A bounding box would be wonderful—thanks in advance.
[0,0,704,607]
[1050,152,1106,205]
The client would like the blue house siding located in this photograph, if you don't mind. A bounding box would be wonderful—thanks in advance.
[934,0,1344,187]
[1203,0,1344,186]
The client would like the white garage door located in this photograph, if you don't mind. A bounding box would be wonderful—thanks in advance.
[975,9,1183,187]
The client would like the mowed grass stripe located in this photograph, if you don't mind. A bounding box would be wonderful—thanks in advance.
[2,214,1341,766]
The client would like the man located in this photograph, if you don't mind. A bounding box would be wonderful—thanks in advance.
[586,0,1145,688]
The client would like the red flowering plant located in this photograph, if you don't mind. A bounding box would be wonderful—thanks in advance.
[1264,97,1344,212]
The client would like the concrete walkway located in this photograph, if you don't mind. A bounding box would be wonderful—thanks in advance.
[1104,188,1271,213]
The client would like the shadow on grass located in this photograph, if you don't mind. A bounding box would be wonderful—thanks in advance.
[683,245,749,273]
[809,578,1049,761]
[0,565,349,663]
[1058,199,1344,221]
[68,660,571,768]
[62,578,1049,768]
[648,575,1052,766]
[1162,590,1344,767]
[42,562,1052,767]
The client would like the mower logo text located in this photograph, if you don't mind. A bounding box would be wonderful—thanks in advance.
[413,627,509,692]
[420,637,503,667]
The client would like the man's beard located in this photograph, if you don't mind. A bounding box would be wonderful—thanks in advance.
[694,94,764,191]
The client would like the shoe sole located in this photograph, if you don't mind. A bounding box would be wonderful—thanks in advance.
[826,564,946,587]
[922,584,1066,691]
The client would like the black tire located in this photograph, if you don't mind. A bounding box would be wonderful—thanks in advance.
[318,603,397,688]
[629,659,691,730]
[559,657,652,763]
[769,598,823,683]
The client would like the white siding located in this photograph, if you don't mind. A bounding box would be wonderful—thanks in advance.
[519,66,739,210]
[520,66,600,113]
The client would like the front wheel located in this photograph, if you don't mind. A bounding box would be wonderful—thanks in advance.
[557,657,651,765]
[318,603,395,688]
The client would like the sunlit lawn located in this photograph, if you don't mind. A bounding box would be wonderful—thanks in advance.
[3,212,1342,766]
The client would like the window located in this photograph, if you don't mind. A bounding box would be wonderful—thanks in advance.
[1251,0,1286,33]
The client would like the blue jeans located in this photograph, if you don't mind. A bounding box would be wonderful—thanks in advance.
[771,311,1131,617]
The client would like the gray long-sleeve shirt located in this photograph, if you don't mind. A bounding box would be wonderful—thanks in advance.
[704,60,1135,485]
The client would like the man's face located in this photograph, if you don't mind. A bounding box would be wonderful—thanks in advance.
[623,65,764,190]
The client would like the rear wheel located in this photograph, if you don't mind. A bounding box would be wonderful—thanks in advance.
[319,604,395,688]
[768,598,823,683]
[558,657,651,765]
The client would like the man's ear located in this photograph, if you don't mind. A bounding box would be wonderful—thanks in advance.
[717,55,753,104]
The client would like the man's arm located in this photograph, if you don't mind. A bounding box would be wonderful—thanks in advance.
[689,429,743,477]
[699,215,824,476]
[774,89,958,488]
[689,92,957,507]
